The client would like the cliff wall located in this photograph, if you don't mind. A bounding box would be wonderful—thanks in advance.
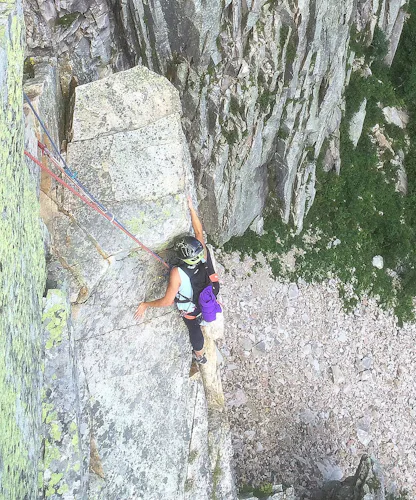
[0,1,46,497]
[2,7,236,492]
[1,0,412,497]
[23,0,409,243]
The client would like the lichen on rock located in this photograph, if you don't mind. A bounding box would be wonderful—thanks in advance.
[0,2,46,498]
[40,289,89,499]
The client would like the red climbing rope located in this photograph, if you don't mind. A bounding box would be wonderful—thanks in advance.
[23,91,171,269]
[24,146,171,269]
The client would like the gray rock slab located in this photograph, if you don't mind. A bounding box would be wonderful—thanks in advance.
[184,379,211,500]
[67,119,189,205]
[42,289,89,499]
[207,410,237,500]
[72,254,160,342]
[68,195,189,254]
[63,66,193,258]
[71,66,182,142]
[349,98,367,148]
[82,313,192,500]
[382,106,409,128]
[55,66,211,499]
[50,212,112,301]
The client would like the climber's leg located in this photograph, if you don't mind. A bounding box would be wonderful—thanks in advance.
[182,315,206,363]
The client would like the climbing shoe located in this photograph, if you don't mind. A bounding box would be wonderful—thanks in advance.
[192,352,207,364]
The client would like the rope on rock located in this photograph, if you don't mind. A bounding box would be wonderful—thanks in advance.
[23,92,171,270]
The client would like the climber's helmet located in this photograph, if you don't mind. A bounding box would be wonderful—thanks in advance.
[175,236,205,265]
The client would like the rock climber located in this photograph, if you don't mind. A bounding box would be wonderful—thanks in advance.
[134,197,221,364]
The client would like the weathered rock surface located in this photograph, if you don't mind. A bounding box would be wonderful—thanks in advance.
[199,327,237,500]
[185,377,212,500]
[41,289,89,498]
[52,66,195,499]
[23,0,409,243]
[41,65,237,499]
[382,106,409,129]
[52,65,192,300]
[311,455,385,500]
[381,0,409,66]
[349,99,367,148]
[0,2,46,498]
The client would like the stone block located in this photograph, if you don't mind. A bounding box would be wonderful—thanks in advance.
[71,66,182,142]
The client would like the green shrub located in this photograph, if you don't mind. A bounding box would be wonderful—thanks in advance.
[286,35,297,64]
[223,127,239,146]
[349,25,367,58]
[258,90,276,113]
[23,57,35,79]
[253,482,274,498]
[279,24,290,48]
[368,26,389,62]
[349,25,388,63]
[230,95,241,115]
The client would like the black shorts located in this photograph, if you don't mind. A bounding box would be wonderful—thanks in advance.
[182,311,204,352]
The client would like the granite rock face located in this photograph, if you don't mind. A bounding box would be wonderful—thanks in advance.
[51,66,193,499]
[41,289,89,499]
[41,65,236,499]
[0,2,46,498]
[23,0,409,242]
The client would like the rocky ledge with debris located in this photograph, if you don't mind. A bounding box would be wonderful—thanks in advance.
[215,250,416,498]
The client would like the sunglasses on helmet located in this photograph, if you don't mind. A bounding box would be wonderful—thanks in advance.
[182,250,205,265]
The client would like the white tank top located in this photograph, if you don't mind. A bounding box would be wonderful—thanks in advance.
[176,267,195,313]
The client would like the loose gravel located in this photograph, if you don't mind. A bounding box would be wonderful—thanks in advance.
[216,250,416,498]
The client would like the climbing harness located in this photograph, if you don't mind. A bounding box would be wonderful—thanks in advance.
[23,92,170,270]
[182,312,202,321]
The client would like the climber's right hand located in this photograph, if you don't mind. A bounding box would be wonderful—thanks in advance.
[134,302,148,320]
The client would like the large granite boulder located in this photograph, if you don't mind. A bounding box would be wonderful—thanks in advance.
[51,65,193,300]
[43,65,237,499]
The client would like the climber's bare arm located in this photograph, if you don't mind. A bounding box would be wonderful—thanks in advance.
[134,267,181,319]
[188,196,207,256]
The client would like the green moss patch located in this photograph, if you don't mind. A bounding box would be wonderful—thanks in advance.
[56,13,79,27]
